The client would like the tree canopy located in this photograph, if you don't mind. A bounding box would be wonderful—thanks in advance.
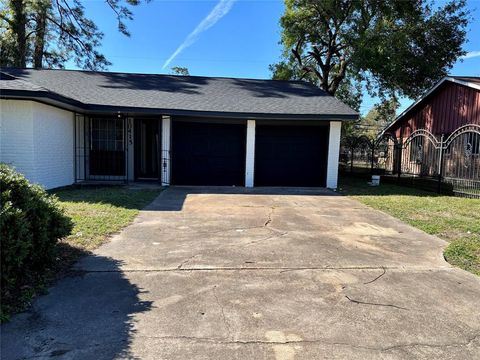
[0,0,144,70]
[271,0,470,108]
[358,98,399,138]
[170,66,190,76]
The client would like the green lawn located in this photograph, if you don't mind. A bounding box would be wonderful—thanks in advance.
[54,186,161,251]
[338,177,480,276]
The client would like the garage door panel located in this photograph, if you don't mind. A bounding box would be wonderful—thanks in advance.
[255,125,328,187]
[172,121,246,186]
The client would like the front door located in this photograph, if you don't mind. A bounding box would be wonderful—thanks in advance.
[135,119,160,180]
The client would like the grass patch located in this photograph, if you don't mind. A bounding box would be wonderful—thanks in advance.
[54,186,161,250]
[338,176,480,276]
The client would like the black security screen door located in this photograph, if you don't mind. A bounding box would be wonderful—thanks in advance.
[89,117,125,176]
[135,119,160,180]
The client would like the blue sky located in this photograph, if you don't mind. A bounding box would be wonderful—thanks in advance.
[81,0,480,114]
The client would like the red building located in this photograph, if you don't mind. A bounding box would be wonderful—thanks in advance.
[385,76,480,139]
[382,77,480,196]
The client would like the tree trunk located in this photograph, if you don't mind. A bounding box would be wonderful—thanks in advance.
[11,0,27,67]
[33,5,48,68]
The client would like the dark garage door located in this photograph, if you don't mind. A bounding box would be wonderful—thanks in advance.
[255,124,329,187]
[172,121,246,186]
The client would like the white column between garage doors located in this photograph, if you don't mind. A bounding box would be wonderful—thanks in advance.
[326,121,341,190]
[245,119,256,187]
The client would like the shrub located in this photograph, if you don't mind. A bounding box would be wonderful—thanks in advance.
[0,164,72,318]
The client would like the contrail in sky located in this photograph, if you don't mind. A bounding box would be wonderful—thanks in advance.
[162,0,236,69]
[460,51,480,60]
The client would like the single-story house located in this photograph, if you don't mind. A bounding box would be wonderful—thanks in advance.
[0,68,357,190]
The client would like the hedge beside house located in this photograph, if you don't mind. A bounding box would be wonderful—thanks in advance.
[0,164,73,319]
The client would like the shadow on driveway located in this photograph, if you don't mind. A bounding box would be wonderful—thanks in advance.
[144,186,337,211]
[1,256,153,359]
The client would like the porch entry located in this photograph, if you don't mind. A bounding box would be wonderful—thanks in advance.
[135,118,161,180]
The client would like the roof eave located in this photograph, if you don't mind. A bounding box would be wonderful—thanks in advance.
[0,90,358,121]
[83,104,358,121]
[0,89,85,112]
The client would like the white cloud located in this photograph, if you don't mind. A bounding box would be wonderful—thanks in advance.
[162,0,236,69]
[460,51,480,60]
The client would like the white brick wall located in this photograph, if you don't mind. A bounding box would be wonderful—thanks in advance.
[32,102,74,189]
[0,99,75,189]
[0,100,35,181]
[326,121,342,189]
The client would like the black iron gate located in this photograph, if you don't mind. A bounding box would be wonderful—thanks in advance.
[341,124,480,197]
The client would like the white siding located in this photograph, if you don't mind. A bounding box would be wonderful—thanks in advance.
[0,99,75,189]
[326,121,342,189]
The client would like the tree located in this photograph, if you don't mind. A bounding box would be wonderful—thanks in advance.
[271,59,362,112]
[271,0,469,104]
[0,0,145,70]
[171,66,190,76]
[356,98,399,139]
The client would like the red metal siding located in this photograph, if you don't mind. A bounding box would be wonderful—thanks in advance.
[390,82,480,138]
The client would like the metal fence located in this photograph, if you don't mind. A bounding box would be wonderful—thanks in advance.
[340,124,480,198]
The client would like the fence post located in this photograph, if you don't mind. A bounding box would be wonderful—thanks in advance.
[350,145,354,173]
[370,141,375,174]
[437,134,444,194]
[396,143,402,180]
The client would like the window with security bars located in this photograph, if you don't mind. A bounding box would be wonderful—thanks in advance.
[89,117,125,177]
[91,118,124,151]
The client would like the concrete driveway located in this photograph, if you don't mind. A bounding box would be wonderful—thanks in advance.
[2,187,480,359]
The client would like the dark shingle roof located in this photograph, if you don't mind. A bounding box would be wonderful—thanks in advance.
[0,68,357,120]
[0,72,48,92]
